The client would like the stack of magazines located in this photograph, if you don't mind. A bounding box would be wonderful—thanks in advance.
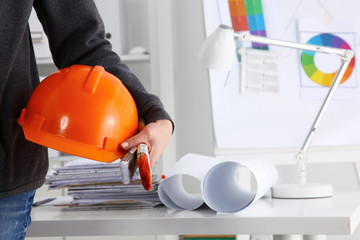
[45,158,161,211]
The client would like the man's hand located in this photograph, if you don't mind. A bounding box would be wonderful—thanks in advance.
[120,119,173,167]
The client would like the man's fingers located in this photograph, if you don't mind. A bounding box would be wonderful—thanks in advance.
[121,119,172,167]
[121,132,148,150]
[149,150,160,168]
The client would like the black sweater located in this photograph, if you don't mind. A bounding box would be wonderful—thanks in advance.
[0,0,172,197]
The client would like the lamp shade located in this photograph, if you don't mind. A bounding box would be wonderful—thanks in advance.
[198,24,236,72]
[18,65,138,163]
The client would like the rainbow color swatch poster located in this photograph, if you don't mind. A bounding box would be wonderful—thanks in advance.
[228,0,268,50]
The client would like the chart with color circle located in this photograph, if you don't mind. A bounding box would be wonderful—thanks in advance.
[301,33,355,87]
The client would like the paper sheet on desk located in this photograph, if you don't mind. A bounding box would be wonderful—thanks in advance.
[158,153,278,213]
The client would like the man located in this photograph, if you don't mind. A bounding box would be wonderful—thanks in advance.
[0,1,173,239]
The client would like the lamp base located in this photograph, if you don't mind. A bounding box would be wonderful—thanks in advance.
[272,183,333,199]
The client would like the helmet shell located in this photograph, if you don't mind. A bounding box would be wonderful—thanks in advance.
[18,65,138,163]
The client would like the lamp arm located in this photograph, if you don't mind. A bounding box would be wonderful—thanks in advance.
[295,59,352,183]
[234,31,354,184]
[299,60,352,153]
[235,32,353,59]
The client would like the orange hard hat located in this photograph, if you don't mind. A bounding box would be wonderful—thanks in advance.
[18,65,138,163]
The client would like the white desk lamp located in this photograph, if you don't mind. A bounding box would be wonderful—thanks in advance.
[198,24,354,199]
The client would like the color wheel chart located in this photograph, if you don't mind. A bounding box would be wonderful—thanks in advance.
[301,33,356,87]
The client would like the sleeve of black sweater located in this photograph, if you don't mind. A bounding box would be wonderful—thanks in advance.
[33,0,173,128]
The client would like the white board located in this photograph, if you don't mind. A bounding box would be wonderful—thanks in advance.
[202,0,360,150]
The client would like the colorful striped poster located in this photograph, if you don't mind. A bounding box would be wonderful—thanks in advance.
[228,0,268,50]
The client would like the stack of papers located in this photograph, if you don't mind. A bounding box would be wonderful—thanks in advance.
[45,158,161,210]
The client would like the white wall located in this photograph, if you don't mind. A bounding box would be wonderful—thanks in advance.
[172,0,216,160]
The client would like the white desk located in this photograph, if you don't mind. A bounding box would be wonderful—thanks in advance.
[27,191,360,237]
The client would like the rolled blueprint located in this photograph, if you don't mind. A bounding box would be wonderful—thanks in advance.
[158,153,278,213]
